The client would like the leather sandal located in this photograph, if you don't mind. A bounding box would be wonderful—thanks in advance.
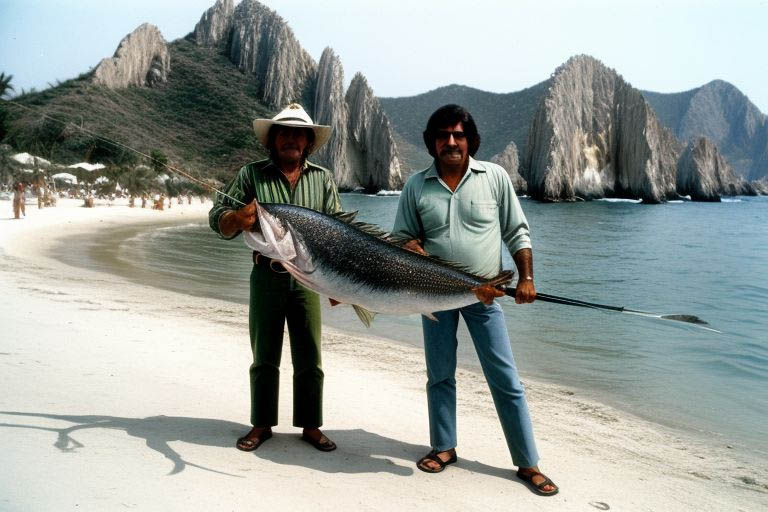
[301,432,337,452]
[236,428,273,452]
[516,468,559,496]
[416,449,457,473]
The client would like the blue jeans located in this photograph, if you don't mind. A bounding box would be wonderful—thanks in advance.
[422,301,539,468]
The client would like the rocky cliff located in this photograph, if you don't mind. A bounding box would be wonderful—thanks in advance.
[194,0,316,108]
[228,0,317,109]
[523,55,680,203]
[192,0,403,191]
[490,142,526,193]
[192,0,234,47]
[345,74,403,191]
[312,48,351,186]
[644,80,768,180]
[677,137,755,200]
[92,23,170,89]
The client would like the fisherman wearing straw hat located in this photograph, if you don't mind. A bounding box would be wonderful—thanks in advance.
[209,103,341,453]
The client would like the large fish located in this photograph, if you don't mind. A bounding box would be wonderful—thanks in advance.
[243,200,512,326]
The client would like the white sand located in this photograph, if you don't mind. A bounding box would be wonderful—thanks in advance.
[1,198,766,511]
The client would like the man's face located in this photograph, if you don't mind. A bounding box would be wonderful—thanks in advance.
[274,126,310,165]
[434,121,469,170]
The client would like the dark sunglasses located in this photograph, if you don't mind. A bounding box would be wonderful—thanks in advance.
[435,130,467,141]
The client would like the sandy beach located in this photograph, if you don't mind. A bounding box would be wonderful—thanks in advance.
[1,198,766,511]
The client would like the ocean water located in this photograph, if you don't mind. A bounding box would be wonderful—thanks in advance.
[53,194,768,452]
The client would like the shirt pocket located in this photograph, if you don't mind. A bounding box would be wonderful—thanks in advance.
[470,199,498,224]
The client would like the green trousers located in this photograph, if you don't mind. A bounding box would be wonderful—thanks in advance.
[248,260,324,428]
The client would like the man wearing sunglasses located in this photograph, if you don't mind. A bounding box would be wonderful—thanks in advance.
[392,104,558,496]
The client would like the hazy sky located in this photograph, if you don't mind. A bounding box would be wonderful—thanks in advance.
[2,0,767,112]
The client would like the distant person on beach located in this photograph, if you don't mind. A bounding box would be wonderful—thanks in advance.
[13,182,25,219]
[392,104,558,496]
[209,103,341,453]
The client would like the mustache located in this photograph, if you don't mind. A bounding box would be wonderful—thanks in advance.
[440,148,463,156]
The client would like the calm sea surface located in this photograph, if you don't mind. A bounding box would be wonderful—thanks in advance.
[53,194,768,452]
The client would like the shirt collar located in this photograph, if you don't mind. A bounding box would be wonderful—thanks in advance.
[264,159,310,173]
[425,156,485,179]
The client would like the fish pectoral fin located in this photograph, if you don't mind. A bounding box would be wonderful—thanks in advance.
[423,312,439,322]
[486,270,515,287]
[351,305,376,328]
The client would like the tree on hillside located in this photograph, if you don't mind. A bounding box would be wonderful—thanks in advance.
[0,72,14,99]
[121,164,155,207]
[0,143,21,188]
[150,149,168,176]
[84,137,136,167]
[0,72,15,143]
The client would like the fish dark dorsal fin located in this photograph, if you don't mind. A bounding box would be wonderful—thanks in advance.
[331,210,409,246]
[330,210,496,278]
[485,270,515,287]
[331,210,359,223]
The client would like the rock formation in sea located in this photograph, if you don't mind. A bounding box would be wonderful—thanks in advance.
[676,137,755,200]
[751,179,768,195]
[312,48,350,186]
[192,0,403,191]
[643,80,768,181]
[92,23,170,89]
[523,55,680,203]
[490,141,527,193]
[345,74,403,191]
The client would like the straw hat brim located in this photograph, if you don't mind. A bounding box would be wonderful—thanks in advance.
[252,119,331,154]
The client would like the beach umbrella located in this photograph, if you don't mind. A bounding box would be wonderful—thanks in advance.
[52,172,77,184]
[68,162,105,172]
[12,152,51,167]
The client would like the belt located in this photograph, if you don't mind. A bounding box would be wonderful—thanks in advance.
[253,251,288,273]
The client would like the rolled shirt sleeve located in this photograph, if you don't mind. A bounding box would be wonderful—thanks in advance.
[322,173,343,215]
[391,174,424,241]
[496,165,532,256]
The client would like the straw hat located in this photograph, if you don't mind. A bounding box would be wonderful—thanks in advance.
[252,103,331,154]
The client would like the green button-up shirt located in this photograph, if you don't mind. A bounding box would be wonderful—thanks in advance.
[392,157,532,278]
[209,158,342,239]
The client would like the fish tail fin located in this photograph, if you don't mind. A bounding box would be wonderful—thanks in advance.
[352,305,376,328]
[485,270,515,288]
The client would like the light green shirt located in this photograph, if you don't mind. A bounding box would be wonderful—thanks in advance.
[392,157,531,278]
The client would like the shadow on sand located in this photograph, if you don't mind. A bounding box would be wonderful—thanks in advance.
[0,411,514,481]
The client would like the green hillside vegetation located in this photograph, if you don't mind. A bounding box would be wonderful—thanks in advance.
[2,37,274,184]
[379,80,550,168]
